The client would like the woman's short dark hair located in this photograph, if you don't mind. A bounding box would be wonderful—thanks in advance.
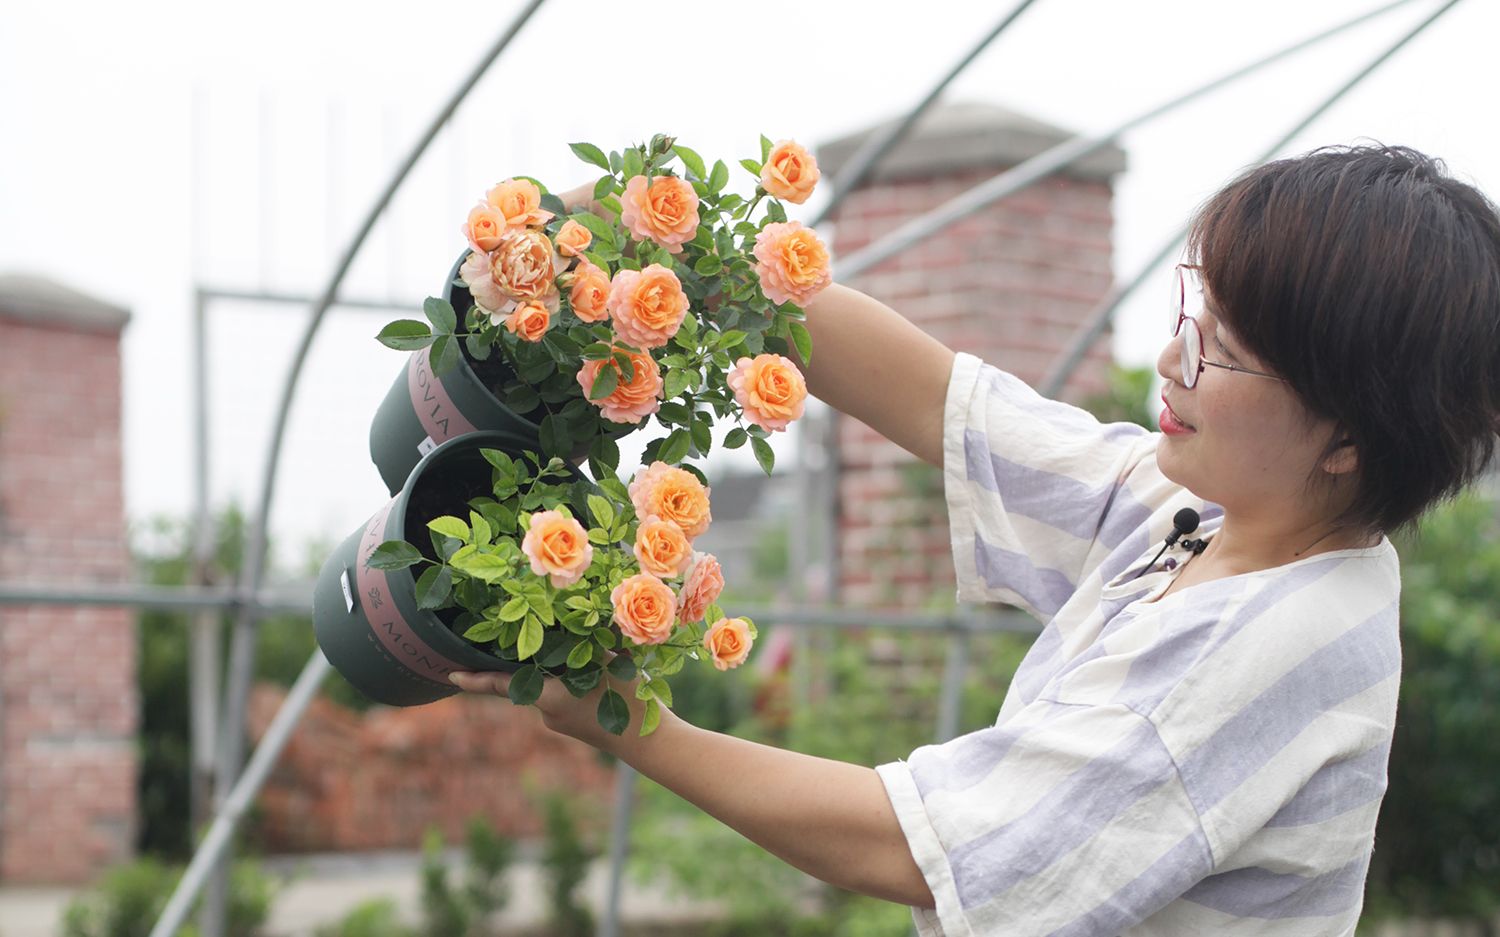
[1188,143,1500,534]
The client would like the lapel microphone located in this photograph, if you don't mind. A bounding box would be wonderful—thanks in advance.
[1133,508,1203,580]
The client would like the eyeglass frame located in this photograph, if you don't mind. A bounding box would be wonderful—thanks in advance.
[1171,263,1286,389]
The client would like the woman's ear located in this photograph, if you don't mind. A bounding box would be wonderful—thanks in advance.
[1321,438,1359,476]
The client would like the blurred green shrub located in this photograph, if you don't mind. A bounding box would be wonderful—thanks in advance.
[61,855,273,937]
[1365,494,1500,921]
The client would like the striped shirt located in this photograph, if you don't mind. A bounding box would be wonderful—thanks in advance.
[876,352,1401,936]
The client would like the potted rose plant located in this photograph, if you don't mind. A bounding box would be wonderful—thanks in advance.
[319,133,829,733]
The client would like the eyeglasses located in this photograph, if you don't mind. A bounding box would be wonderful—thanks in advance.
[1171,263,1285,390]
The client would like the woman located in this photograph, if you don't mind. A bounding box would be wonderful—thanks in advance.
[451,145,1500,935]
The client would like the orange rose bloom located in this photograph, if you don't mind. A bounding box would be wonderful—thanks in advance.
[704,617,754,671]
[619,174,699,254]
[568,259,612,324]
[504,301,551,342]
[676,551,724,623]
[606,264,689,350]
[628,461,711,541]
[462,204,506,253]
[727,354,807,432]
[760,140,820,204]
[575,347,663,424]
[753,221,832,307]
[491,228,563,306]
[520,510,593,588]
[555,219,593,258]
[610,573,677,646]
[485,178,553,229]
[633,516,692,578]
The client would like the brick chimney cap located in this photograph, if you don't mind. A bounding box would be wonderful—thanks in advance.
[816,100,1127,185]
[0,273,131,333]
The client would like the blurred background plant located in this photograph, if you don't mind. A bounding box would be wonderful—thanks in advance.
[60,855,273,937]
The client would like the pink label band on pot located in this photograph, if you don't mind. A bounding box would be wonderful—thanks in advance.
[406,349,478,448]
[354,498,469,685]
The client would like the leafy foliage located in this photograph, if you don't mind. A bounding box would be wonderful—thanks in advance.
[1364,494,1500,922]
[61,856,274,937]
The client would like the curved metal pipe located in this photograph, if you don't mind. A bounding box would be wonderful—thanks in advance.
[187,4,550,936]
[1039,0,1465,399]
[836,0,1421,280]
[809,0,1041,228]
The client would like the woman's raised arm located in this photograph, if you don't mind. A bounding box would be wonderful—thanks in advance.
[795,283,955,468]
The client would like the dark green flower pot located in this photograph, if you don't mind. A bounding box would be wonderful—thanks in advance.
[314,430,587,707]
[368,252,554,495]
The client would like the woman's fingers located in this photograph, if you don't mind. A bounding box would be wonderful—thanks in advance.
[449,671,510,696]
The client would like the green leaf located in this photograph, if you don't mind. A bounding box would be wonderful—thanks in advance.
[789,321,813,366]
[587,361,619,400]
[693,255,723,276]
[593,175,615,201]
[429,333,462,375]
[659,429,691,464]
[724,427,748,449]
[622,147,644,180]
[414,565,453,610]
[663,369,691,401]
[569,142,611,171]
[562,667,602,697]
[462,618,503,643]
[589,434,620,478]
[607,654,638,681]
[766,200,787,224]
[573,211,617,246]
[690,418,712,456]
[498,596,529,622]
[538,414,564,460]
[566,641,593,669]
[709,159,729,194]
[427,516,470,542]
[469,511,492,545]
[751,435,776,475]
[451,552,511,584]
[424,297,457,334]
[376,319,435,351]
[508,665,544,706]
[597,688,630,736]
[517,616,544,661]
[740,158,763,178]
[658,401,691,425]
[760,134,773,162]
[640,697,662,736]
[587,494,615,530]
[366,541,422,570]
[672,144,706,180]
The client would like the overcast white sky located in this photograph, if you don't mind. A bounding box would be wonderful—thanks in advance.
[2,0,1495,570]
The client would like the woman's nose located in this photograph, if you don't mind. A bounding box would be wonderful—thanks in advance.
[1157,332,1185,387]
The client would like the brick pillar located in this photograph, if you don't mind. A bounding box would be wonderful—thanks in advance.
[0,276,136,883]
[817,102,1125,608]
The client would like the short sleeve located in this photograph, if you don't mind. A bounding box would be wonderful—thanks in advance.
[877,702,1213,936]
[943,352,1163,618]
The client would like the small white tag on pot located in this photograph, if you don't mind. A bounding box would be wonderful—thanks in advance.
[340,569,354,613]
[417,435,437,456]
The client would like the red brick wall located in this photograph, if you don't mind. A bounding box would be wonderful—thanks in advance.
[0,316,137,883]
[247,684,615,851]
[827,168,1118,608]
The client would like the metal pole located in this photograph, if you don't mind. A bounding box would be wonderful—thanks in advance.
[1038,0,1464,400]
[835,0,1420,280]
[188,287,221,838]
[599,763,638,937]
[809,0,1041,228]
[936,627,971,744]
[149,652,332,937]
[195,5,551,935]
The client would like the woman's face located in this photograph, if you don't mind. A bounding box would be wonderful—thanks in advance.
[1154,300,1344,521]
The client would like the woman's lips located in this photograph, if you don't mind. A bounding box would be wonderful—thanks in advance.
[1159,395,1196,435]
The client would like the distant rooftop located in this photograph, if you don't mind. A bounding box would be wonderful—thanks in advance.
[0,274,130,333]
[817,99,1127,185]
